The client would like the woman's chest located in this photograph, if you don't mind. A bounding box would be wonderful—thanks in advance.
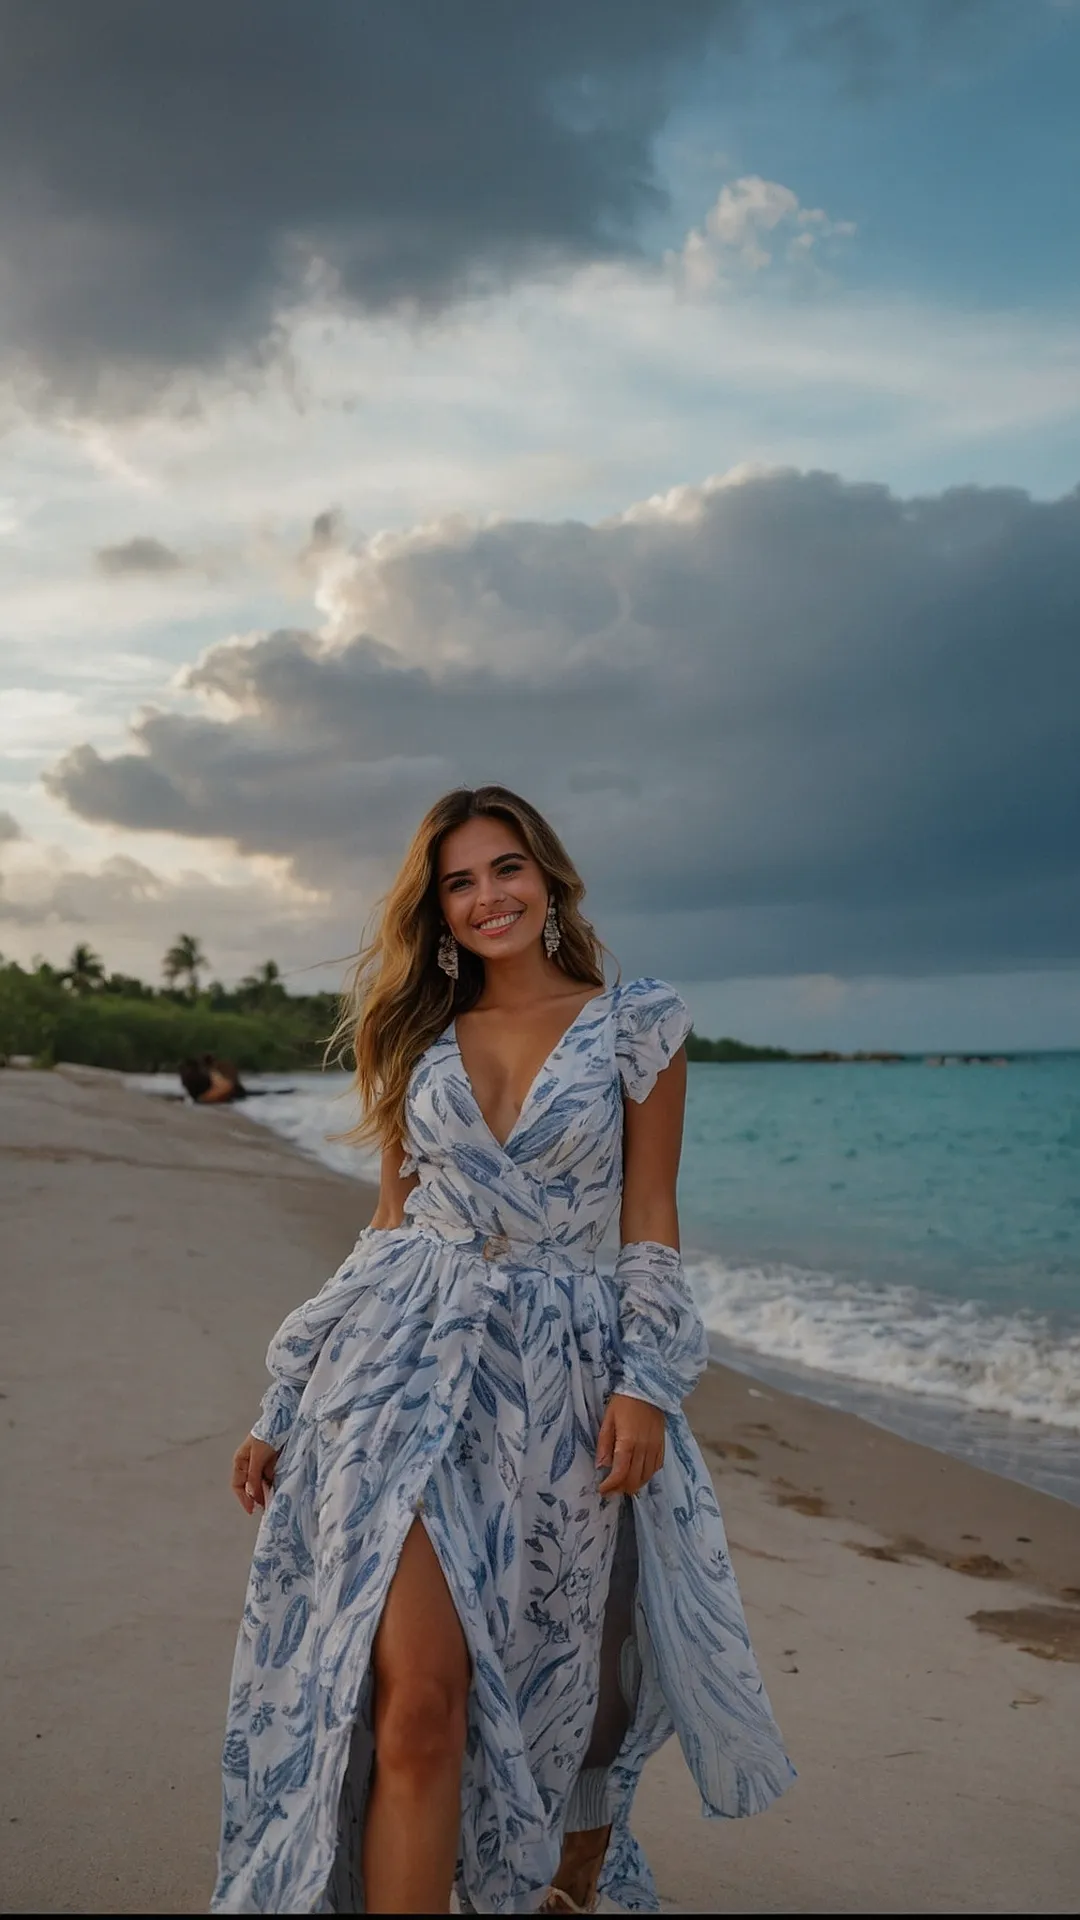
[407,1018,621,1171]
[454,1000,604,1149]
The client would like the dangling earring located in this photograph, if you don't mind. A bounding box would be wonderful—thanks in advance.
[437,928,459,979]
[543,897,561,959]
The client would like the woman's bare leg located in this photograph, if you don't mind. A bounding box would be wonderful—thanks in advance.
[362,1519,470,1914]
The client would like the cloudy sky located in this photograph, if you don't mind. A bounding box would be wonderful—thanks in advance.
[2,0,1079,1050]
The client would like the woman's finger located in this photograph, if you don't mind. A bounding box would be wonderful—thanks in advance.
[616,1443,643,1496]
[627,1444,651,1495]
[598,1437,634,1495]
[232,1458,255,1515]
[594,1407,616,1470]
[622,1443,645,1489]
[231,1437,272,1514]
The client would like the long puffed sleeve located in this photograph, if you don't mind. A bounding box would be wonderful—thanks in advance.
[249,1228,381,1447]
[612,1240,709,1415]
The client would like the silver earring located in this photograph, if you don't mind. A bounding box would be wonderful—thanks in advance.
[437,929,459,979]
[543,898,561,959]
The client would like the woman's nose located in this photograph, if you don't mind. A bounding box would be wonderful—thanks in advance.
[474,876,508,913]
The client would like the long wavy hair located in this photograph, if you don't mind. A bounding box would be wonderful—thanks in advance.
[328,785,608,1151]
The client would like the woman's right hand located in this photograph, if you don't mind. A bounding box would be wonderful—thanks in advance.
[231,1434,280,1515]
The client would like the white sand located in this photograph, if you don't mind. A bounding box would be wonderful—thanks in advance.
[1,1067,1077,1914]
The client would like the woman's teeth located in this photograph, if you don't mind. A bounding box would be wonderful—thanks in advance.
[476,911,523,933]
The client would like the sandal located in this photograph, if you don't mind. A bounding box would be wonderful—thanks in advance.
[539,1823,611,1914]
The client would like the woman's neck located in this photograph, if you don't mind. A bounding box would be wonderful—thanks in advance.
[473,950,571,1012]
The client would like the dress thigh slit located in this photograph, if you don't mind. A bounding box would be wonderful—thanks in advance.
[328,1495,472,1913]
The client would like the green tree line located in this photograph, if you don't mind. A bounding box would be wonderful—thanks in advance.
[0,938,341,1074]
[1,937,793,1075]
[684,1032,793,1063]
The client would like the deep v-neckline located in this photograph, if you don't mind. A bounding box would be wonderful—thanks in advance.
[452,987,611,1153]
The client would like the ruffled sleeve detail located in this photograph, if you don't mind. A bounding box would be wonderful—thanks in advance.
[612,1240,709,1414]
[614,977,693,1103]
[249,1228,379,1447]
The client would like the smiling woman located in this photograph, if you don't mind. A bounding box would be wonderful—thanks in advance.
[340,787,609,1161]
[214,785,794,1917]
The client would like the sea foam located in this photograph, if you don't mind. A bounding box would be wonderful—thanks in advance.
[129,1067,1080,1442]
[684,1251,1080,1433]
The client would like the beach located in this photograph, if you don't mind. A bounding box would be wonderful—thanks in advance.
[2,1067,1078,1915]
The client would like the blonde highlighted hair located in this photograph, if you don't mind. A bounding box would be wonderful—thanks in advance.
[329,785,608,1150]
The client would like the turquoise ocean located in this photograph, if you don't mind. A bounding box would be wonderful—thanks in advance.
[136,1056,1080,1504]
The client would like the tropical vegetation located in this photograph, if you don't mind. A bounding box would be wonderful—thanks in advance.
[684,1031,793,1063]
[0,938,794,1075]
[0,940,340,1074]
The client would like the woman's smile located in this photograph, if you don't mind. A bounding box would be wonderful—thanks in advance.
[473,909,524,937]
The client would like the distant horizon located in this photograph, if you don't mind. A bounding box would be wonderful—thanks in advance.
[6,942,1079,1063]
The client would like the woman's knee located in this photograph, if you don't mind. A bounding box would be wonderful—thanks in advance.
[374,1671,467,1781]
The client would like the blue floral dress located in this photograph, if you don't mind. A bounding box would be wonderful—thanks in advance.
[212,979,794,1915]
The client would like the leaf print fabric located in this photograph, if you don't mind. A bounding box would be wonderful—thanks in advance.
[611,1241,710,1414]
[213,979,795,1916]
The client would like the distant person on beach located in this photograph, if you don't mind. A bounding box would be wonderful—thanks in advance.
[179,1054,247,1104]
[214,785,794,1915]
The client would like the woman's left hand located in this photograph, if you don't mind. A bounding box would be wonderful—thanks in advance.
[595,1393,666,1495]
[231,1433,280,1514]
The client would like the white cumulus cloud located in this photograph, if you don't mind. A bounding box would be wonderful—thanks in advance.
[673,176,857,291]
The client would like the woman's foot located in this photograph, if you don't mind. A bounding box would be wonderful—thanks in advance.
[541,1824,612,1914]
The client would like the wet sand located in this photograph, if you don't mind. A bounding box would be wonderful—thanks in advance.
[1,1066,1078,1914]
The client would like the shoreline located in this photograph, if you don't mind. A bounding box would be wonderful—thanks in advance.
[111,1058,1080,1514]
[701,1333,1080,1510]
[3,1066,1079,1914]
[146,1062,1080,1509]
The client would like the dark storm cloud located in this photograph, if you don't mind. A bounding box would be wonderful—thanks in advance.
[95,536,185,575]
[0,0,729,406]
[46,471,1080,979]
[0,0,995,410]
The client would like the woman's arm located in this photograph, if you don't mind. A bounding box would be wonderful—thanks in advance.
[368,1139,419,1230]
[597,1044,708,1494]
[618,1045,686,1250]
[238,1139,418,1495]
[596,1047,689,1496]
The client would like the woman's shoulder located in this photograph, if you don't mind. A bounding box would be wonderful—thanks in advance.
[611,975,689,1020]
[612,973,683,1002]
[611,978,693,1101]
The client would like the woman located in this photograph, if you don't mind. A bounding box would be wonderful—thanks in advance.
[213,786,793,1916]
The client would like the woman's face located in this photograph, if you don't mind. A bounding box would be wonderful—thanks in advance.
[437,816,550,965]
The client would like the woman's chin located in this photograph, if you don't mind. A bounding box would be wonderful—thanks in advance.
[463,930,536,963]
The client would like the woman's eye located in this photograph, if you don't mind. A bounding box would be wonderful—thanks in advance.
[446,876,470,891]
[496,862,524,877]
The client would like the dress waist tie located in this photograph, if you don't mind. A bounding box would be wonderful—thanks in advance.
[408,1220,596,1281]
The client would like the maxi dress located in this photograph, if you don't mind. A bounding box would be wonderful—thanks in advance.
[211,978,795,1915]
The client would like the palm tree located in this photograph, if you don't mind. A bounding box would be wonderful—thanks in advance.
[163,933,209,998]
[61,942,106,995]
[238,958,285,1009]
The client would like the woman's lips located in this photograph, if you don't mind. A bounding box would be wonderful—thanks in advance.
[473,910,524,938]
